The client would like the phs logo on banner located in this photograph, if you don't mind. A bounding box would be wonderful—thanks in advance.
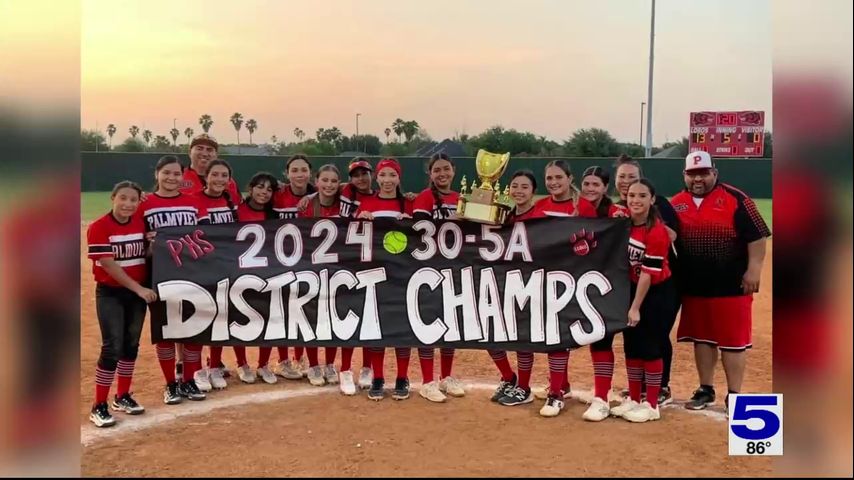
[728,394,783,456]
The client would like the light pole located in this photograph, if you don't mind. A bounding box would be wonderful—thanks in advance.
[639,102,646,146]
[644,0,656,157]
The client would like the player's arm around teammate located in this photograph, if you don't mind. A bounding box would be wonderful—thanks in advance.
[87,181,156,428]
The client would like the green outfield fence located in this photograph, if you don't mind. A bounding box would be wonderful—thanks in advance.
[81,152,771,198]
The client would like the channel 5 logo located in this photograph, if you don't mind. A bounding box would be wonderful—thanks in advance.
[728,394,783,456]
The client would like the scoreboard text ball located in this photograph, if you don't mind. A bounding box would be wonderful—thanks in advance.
[689,111,765,157]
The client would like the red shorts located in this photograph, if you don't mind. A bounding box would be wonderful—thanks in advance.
[677,295,753,351]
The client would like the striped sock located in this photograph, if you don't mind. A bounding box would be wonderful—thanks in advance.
[94,365,115,404]
[516,351,534,389]
[418,348,434,384]
[488,350,514,382]
[156,342,176,384]
[591,349,615,401]
[547,350,569,396]
[644,359,663,408]
[182,344,202,382]
[440,348,455,379]
[116,360,135,397]
[369,347,385,381]
[626,358,645,403]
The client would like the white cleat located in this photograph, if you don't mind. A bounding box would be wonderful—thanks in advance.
[419,381,447,403]
[257,366,278,384]
[439,376,465,397]
[339,371,357,396]
[582,397,611,422]
[298,356,310,378]
[324,364,339,385]
[237,364,256,384]
[610,399,640,418]
[209,367,227,390]
[307,365,326,386]
[539,395,565,417]
[358,367,373,390]
[276,359,303,380]
[621,401,661,423]
[193,368,212,392]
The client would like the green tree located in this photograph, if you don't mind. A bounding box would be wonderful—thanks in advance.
[128,125,140,139]
[402,120,420,142]
[169,127,180,146]
[246,118,258,145]
[293,127,305,142]
[142,129,153,146]
[380,142,411,157]
[80,129,108,151]
[115,137,147,152]
[230,112,244,152]
[391,118,405,142]
[563,128,621,157]
[620,142,647,158]
[151,135,172,151]
[106,123,117,148]
[199,114,213,133]
[184,127,194,144]
[762,131,773,158]
[657,137,688,157]
[465,126,542,155]
[384,127,392,143]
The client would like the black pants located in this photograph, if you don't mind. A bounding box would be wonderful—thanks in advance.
[661,285,681,389]
[96,284,147,371]
[623,278,678,361]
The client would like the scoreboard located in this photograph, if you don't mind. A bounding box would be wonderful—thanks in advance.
[688,111,765,157]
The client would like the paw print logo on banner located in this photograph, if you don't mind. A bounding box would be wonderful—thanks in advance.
[570,229,597,256]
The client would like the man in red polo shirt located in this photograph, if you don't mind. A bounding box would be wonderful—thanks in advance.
[180,133,241,199]
[672,151,771,411]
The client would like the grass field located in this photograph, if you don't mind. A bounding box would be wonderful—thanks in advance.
[81,191,773,228]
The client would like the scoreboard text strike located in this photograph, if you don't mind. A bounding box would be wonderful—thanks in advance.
[689,111,765,157]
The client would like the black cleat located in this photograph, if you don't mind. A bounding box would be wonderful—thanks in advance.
[179,380,206,401]
[368,378,385,401]
[112,392,145,415]
[685,386,716,410]
[658,386,673,407]
[392,378,410,400]
[498,386,534,406]
[89,402,116,428]
[164,381,183,405]
[491,373,517,402]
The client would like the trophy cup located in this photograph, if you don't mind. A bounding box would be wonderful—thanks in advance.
[457,149,514,225]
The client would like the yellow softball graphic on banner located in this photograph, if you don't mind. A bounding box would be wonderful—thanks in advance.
[383,231,407,254]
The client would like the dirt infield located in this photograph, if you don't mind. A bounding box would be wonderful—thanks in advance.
[79,226,773,477]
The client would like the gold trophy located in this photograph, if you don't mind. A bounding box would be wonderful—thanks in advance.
[457,149,514,225]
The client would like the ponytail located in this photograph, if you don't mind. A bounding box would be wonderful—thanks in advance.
[396,186,406,214]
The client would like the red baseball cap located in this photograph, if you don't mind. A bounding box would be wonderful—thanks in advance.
[348,159,372,175]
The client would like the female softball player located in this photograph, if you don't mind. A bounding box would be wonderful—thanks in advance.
[137,155,210,404]
[492,170,545,407]
[609,179,676,423]
[355,158,414,401]
[87,181,156,427]
[412,152,466,403]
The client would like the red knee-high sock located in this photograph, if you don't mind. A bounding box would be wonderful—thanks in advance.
[258,347,272,368]
[209,346,223,370]
[488,350,514,382]
[516,351,534,389]
[294,346,305,361]
[341,347,354,371]
[395,348,410,380]
[233,346,247,367]
[547,350,569,396]
[306,347,319,367]
[183,344,202,381]
[277,346,288,363]
[418,348,435,383]
[325,347,337,365]
[440,348,455,379]
[94,365,114,404]
[369,348,385,380]
[156,342,176,383]
[116,360,135,397]
[644,359,663,408]
[590,348,615,401]
[626,358,644,403]
[362,347,371,369]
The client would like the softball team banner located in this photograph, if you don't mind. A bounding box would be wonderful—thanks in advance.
[149,217,631,352]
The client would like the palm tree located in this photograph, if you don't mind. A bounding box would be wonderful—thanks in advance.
[128,125,140,139]
[384,127,392,143]
[106,124,117,148]
[184,127,194,144]
[391,118,405,142]
[169,127,180,146]
[402,120,420,142]
[230,112,244,153]
[199,114,213,133]
[246,119,258,145]
[293,127,305,142]
[142,129,152,146]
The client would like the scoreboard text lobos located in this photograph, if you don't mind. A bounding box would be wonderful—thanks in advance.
[689,111,765,157]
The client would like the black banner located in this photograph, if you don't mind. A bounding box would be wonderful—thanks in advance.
[149,217,631,352]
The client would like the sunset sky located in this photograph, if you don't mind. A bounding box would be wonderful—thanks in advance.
[82,0,773,145]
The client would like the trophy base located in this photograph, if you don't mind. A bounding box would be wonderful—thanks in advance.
[457,198,511,225]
